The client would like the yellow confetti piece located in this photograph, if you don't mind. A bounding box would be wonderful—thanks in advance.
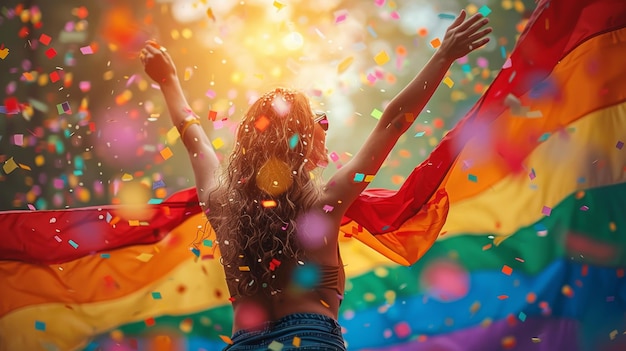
[239,266,250,272]
[531,337,542,343]
[470,301,481,314]
[136,253,154,262]
[273,0,285,11]
[121,173,134,181]
[35,155,45,167]
[160,147,174,160]
[219,335,234,345]
[442,76,454,88]
[374,50,390,65]
[212,137,224,150]
[206,8,216,21]
[292,336,301,347]
[320,299,330,308]
[337,56,354,74]
[2,157,18,174]
[18,163,31,171]
[430,38,441,48]
[128,220,140,226]
[364,174,375,183]
[184,67,193,81]
[166,126,180,145]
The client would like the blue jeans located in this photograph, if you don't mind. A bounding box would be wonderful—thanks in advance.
[223,313,347,351]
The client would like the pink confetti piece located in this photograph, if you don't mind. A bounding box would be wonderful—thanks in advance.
[205,89,216,98]
[329,151,340,162]
[54,235,62,242]
[79,81,91,92]
[541,206,552,216]
[503,58,512,69]
[529,168,536,180]
[79,45,93,55]
[334,10,348,23]
[579,205,589,211]
[27,204,36,211]
[323,204,334,212]
[13,134,23,146]
[374,0,385,6]
[390,11,400,19]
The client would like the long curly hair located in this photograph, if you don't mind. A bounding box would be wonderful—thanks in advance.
[210,88,326,297]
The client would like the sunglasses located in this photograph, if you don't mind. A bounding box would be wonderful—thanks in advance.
[314,112,329,131]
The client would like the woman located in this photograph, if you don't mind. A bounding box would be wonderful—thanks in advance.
[140,10,490,351]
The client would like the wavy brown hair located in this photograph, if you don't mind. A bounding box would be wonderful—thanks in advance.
[209,88,326,297]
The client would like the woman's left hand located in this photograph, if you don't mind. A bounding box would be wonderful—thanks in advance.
[439,10,492,60]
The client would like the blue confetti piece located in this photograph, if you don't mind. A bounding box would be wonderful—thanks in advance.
[518,312,527,322]
[148,198,163,204]
[537,132,551,142]
[288,133,299,149]
[68,240,78,249]
[534,223,547,232]
[367,25,378,38]
[151,292,162,299]
[101,253,110,259]
[577,177,586,184]
[106,212,112,223]
[381,225,391,231]
[415,131,426,137]
[438,13,457,20]
[478,5,492,16]
[462,64,472,73]
[191,248,200,257]
[35,320,46,331]
[203,239,213,247]
[353,173,365,182]
[468,174,478,182]
[500,46,506,58]
[152,179,165,189]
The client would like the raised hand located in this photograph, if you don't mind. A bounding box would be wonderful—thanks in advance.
[140,40,177,84]
[440,10,492,60]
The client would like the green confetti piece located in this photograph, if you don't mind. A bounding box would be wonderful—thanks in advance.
[151,292,162,299]
[370,108,383,120]
[35,321,46,331]
[468,174,478,182]
[203,239,213,247]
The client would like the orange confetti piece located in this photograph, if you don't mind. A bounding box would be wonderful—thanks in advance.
[255,115,270,131]
[262,200,277,208]
[160,147,173,160]
[320,299,330,308]
[497,295,509,300]
[238,266,250,272]
[219,335,234,345]
[501,265,513,276]
[430,38,441,48]
[292,336,301,347]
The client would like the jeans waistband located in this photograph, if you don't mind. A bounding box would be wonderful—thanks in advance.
[232,313,340,339]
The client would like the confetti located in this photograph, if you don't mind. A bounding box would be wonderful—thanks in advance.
[541,206,552,216]
[268,341,284,351]
[337,56,354,74]
[292,336,301,347]
[79,45,93,55]
[151,292,162,299]
[136,253,154,262]
[3,157,19,174]
[370,108,383,120]
[212,137,224,149]
[35,321,46,331]
[438,13,457,20]
[273,1,285,11]
[468,173,477,182]
[442,76,454,88]
[160,147,174,160]
[501,265,513,276]
[45,48,57,59]
[39,34,52,45]
[374,50,390,65]
[616,140,624,149]
[430,38,441,49]
[478,5,492,17]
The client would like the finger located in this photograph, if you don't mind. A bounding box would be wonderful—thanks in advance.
[467,27,492,42]
[465,17,489,35]
[456,12,484,32]
[470,37,490,50]
[145,45,161,55]
[449,9,466,28]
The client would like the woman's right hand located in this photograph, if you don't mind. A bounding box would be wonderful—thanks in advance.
[140,40,177,84]
[439,10,492,61]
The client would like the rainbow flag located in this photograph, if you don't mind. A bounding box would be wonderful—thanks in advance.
[2,0,626,350]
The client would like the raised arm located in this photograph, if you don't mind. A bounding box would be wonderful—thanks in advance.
[141,41,220,208]
[324,10,491,215]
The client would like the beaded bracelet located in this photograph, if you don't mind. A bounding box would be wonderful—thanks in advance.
[178,115,200,139]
